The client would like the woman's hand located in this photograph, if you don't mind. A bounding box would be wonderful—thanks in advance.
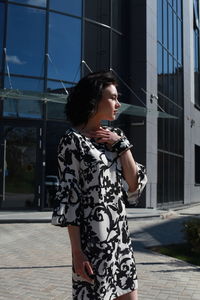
[72,249,94,283]
[89,127,121,145]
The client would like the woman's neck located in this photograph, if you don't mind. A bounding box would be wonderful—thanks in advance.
[77,117,102,132]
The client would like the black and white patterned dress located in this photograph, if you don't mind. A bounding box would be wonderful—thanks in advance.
[52,127,147,300]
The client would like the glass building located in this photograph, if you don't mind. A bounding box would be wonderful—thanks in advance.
[0,0,200,210]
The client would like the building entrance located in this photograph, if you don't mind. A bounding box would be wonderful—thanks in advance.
[0,124,41,209]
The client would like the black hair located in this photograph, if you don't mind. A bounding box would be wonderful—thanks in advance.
[65,71,117,126]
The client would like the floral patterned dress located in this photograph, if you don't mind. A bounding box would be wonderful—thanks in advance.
[52,127,147,300]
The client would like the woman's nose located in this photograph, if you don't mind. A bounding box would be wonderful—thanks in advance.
[116,99,121,107]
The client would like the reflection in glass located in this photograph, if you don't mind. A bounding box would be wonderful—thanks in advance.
[157,44,163,92]
[194,29,200,107]
[168,5,173,53]
[112,0,126,32]
[85,0,110,25]
[157,0,184,205]
[6,4,46,76]
[168,55,174,99]
[45,121,69,207]
[177,0,182,18]
[84,21,110,74]
[173,11,177,59]
[46,80,71,120]
[168,0,173,6]
[48,13,81,81]
[163,50,168,95]
[9,0,47,7]
[177,65,183,106]
[2,126,37,209]
[177,19,182,63]
[47,103,66,120]
[163,0,167,48]
[47,80,72,93]
[3,76,43,118]
[157,44,162,74]
[157,0,162,43]
[50,0,82,16]
[4,75,44,91]
[112,33,127,76]
[173,60,178,103]
[0,3,5,71]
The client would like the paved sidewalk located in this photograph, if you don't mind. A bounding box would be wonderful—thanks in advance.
[0,206,200,300]
[0,202,200,223]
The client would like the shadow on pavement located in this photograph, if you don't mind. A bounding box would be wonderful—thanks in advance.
[130,215,200,271]
[130,216,193,251]
[0,264,72,270]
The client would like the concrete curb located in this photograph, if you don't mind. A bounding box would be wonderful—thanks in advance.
[1,204,200,224]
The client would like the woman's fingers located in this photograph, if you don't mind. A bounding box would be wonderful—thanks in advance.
[85,128,121,144]
[83,261,95,283]
[73,251,94,283]
[92,129,120,144]
[78,261,94,283]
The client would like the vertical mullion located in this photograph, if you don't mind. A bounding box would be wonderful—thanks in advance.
[2,0,8,88]
[109,0,112,70]
[81,0,85,77]
[44,0,49,92]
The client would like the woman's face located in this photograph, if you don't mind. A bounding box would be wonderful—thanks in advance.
[95,84,121,121]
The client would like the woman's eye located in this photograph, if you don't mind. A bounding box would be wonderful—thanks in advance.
[112,97,118,101]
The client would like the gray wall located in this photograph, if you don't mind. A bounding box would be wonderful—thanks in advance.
[146,0,158,208]
[183,0,200,204]
[129,0,158,208]
[128,0,147,207]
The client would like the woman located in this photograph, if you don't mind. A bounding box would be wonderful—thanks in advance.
[52,71,147,300]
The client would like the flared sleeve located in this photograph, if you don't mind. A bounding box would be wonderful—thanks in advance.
[51,132,82,227]
[126,163,147,205]
[110,127,147,205]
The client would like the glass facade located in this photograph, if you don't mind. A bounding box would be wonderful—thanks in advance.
[6,4,46,77]
[85,0,110,25]
[48,13,82,82]
[2,0,197,210]
[195,145,200,184]
[50,0,82,16]
[1,126,37,209]
[157,0,184,206]
[0,0,128,209]
[3,76,43,118]
[0,2,5,73]
[194,0,200,108]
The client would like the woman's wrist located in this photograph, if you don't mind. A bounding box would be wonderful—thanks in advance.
[71,248,83,256]
[111,136,133,156]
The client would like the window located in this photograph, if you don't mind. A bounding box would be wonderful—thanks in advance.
[85,0,110,25]
[84,21,110,74]
[112,32,127,76]
[46,80,71,120]
[48,13,81,82]
[112,0,127,32]
[9,0,47,7]
[0,3,5,72]
[158,0,163,43]
[195,145,200,184]
[157,0,184,205]
[6,4,46,77]
[50,0,82,16]
[3,76,43,119]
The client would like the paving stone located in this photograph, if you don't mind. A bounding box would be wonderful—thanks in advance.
[0,216,200,299]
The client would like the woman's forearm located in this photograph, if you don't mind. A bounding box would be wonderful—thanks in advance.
[68,225,82,254]
[120,149,138,193]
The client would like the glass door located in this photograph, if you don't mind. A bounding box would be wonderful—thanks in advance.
[0,126,39,209]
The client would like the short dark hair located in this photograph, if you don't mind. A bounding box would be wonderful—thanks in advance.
[65,71,117,126]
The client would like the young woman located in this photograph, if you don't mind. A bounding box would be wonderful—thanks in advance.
[52,71,147,300]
